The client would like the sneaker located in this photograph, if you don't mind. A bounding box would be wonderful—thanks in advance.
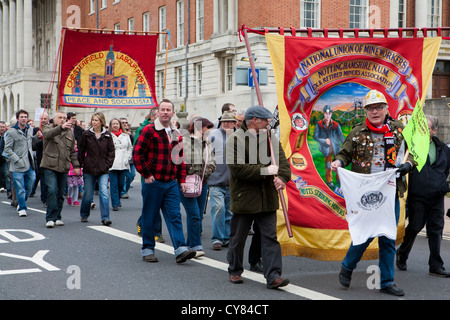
[91,202,95,209]
[136,222,142,236]
[102,219,112,226]
[55,220,64,226]
[113,206,118,211]
[213,242,222,251]
[195,250,205,258]
[67,197,72,205]
[73,201,80,206]
[155,235,165,243]
[18,210,27,217]
[46,221,55,228]
[81,217,88,223]
[120,193,129,199]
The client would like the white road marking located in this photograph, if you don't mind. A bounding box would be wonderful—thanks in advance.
[88,225,340,300]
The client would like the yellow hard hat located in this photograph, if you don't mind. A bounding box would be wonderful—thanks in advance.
[364,90,387,107]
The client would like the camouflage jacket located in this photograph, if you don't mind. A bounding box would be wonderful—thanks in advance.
[334,118,416,196]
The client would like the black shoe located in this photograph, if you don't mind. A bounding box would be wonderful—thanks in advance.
[396,250,407,271]
[176,249,196,264]
[339,266,352,289]
[250,261,264,273]
[102,219,112,226]
[380,284,404,296]
[429,267,450,278]
[143,254,158,263]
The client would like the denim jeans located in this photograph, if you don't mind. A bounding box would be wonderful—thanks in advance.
[179,184,208,251]
[141,179,189,258]
[80,173,110,221]
[122,164,135,196]
[109,169,126,207]
[342,196,400,289]
[44,169,67,222]
[12,167,35,211]
[209,186,232,245]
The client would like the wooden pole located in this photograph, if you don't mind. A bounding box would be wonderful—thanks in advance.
[241,28,293,238]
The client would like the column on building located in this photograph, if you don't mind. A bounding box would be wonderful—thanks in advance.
[2,0,10,74]
[227,0,236,33]
[9,0,16,71]
[213,0,219,35]
[415,0,427,28]
[23,0,32,68]
[0,2,3,75]
[16,0,23,69]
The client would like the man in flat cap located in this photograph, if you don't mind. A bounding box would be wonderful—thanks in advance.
[226,105,291,289]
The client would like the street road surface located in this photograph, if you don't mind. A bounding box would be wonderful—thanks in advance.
[1,182,450,308]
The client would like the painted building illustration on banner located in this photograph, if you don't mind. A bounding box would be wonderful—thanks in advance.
[60,30,158,109]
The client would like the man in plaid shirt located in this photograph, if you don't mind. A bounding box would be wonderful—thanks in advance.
[133,99,196,264]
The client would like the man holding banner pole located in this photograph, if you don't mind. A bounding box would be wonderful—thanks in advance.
[331,89,416,296]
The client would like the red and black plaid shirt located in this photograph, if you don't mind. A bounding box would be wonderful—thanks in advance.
[133,123,186,183]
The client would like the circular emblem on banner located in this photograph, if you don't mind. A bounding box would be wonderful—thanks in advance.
[290,152,307,170]
[291,113,308,131]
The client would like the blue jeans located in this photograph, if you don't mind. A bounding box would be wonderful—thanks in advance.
[141,179,189,258]
[122,164,135,195]
[109,169,126,207]
[44,169,67,222]
[209,186,232,245]
[80,173,110,221]
[12,167,35,211]
[179,184,208,251]
[342,196,400,289]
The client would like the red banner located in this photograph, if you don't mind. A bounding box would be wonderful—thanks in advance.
[58,29,158,109]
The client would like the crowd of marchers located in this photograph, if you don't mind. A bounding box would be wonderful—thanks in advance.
[0,91,448,294]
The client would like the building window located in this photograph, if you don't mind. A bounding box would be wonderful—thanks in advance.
[143,12,150,32]
[158,70,165,98]
[398,0,406,28]
[349,0,368,28]
[177,1,185,47]
[128,18,135,34]
[101,0,107,9]
[225,57,233,92]
[114,23,121,33]
[196,0,204,41]
[177,67,184,98]
[159,6,167,51]
[89,0,95,14]
[195,63,202,95]
[428,0,441,28]
[300,0,320,28]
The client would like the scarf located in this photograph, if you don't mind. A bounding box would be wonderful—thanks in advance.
[112,128,122,137]
[365,116,396,168]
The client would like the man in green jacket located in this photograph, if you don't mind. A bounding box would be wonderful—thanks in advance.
[41,111,80,228]
[226,105,291,289]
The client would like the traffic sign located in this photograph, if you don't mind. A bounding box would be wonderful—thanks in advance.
[248,68,260,87]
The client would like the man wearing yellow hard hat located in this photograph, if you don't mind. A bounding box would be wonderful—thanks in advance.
[331,89,416,296]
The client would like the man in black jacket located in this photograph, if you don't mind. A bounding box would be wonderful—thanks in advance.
[396,115,450,277]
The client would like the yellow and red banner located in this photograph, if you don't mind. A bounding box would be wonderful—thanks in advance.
[266,33,441,260]
[58,29,158,109]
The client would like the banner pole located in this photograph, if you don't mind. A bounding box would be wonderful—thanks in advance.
[242,27,293,237]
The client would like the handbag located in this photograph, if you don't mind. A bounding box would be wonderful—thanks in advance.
[183,145,208,198]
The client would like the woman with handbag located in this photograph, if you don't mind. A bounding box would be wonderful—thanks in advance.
[180,118,216,257]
